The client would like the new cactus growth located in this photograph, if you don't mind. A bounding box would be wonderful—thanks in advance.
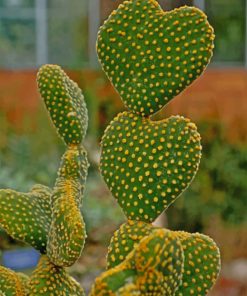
[0,65,89,295]
[91,0,220,295]
[0,0,221,295]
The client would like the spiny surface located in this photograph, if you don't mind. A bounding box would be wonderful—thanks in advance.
[107,220,153,269]
[97,0,214,116]
[0,266,28,296]
[47,146,89,267]
[174,232,221,296]
[90,229,184,296]
[107,222,221,295]
[100,111,201,222]
[37,64,88,145]
[0,185,51,253]
[28,256,85,296]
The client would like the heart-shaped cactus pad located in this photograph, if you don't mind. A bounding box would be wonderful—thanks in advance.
[97,0,214,116]
[100,112,201,222]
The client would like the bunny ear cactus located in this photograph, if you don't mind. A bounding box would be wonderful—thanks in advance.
[97,0,214,116]
[0,65,89,295]
[91,0,220,295]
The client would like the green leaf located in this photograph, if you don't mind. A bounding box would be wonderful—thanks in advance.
[37,64,88,145]
[47,146,89,267]
[0,185,51,253]
[0,266,28,296]
[100,111,201,222]
[28,256,85,296]
[97,0,214,116]
[174,232,221,296]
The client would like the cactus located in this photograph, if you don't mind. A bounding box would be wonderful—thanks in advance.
[97,0,214,117]
[91,0,220,295]
[0,0,221,295]
[0,65,89,295]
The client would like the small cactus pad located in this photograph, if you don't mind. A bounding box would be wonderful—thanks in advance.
[174,232,221,296]
[90,229,184,296]
[100,111,201,222]
[47,146,88,267]
[37,64,88,145]
[97,0,214,116]
[28,256,85,296]
[0,185,52,253]
[107,220,153,269]
[0,266,28,296]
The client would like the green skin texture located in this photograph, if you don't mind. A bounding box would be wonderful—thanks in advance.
[0,266,28,296]
[92,0,220,294]
[37,64,88,145]
[106,221,221,296]
[0,65,89,295]
[28,256,85,296]
[89,229,184,296]
[100,111,202,223]
[0,185,52,253]
[47,146,89,267]
[97,0,214,116]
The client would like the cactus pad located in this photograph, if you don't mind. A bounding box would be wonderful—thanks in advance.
[0,267,28,296]
[97,0,214,116]
[174,232,221,296]
[107,221,221,295]
[0,185,52,253]
[107,220,153,269]
[100,111,201,222]
[47,146,88,267]
[90,229,183,296]
[28,256,85,296]
[37,64,88,145]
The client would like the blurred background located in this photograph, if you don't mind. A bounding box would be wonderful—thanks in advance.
[0,0,246,295]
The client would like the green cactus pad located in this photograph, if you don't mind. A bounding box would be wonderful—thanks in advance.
[37,64,88,145]
[0,185,52,253]
[0,266,28,296]
[174,232,221,296]
[97,0,214,116]
[47,146,88,267]
[107,220,153,269]
[90,229,183,296]
[100,111,201,222]
[28,256,85,296]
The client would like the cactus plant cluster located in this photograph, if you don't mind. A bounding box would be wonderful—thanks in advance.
[0,0,221,295]
[0,64,89,295]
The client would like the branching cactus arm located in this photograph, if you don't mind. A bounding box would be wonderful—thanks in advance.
[0,64,89,295]
[47,146,89,267]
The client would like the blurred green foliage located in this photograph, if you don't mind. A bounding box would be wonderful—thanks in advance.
[206,0,245,65]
